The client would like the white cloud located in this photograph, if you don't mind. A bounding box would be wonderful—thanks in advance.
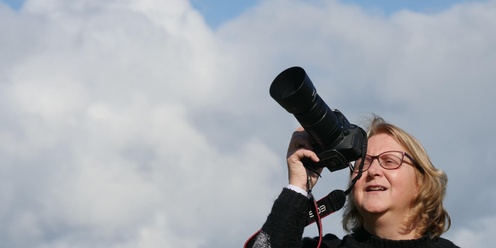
[1,1,281,247]
[0,0,495,247]
[449,214,496,247]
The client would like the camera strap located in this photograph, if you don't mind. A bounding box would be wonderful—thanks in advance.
[306,149,366,225]
[304,150,366,247]
[344,149,366,195]
[306,189,346,226]
[308,192,324,247]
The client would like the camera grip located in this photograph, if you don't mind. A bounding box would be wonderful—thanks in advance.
[300,150,349,172]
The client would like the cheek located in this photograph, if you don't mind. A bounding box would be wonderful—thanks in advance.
[390,169,418,199]
[351,175,365,198]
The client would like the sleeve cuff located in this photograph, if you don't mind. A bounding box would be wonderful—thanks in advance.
[286,184,308,197]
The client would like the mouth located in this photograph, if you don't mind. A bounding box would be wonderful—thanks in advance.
[365,186,387,192]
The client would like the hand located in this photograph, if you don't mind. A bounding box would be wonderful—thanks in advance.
[286,127,323,192]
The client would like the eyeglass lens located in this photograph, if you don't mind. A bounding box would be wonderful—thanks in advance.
[353,151,404,171]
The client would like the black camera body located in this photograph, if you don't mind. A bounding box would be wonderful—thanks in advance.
[270,66,367,172]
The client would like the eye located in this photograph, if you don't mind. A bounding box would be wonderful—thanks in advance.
[380,154,400,166]
[384,158,396,164]
[363,157,372,165]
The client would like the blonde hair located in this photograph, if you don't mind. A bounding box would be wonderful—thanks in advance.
[342,115,451,238]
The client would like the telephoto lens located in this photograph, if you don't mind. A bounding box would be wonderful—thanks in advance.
[270,66,367,172]
[270,66,344,150]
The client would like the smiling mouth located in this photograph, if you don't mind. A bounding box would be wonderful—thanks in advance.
[366,186,387,192]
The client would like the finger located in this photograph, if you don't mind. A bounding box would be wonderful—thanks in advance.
[289,130,313,151]
[302,149,320,163]
[289,149,320,164]
[295,126,305,132]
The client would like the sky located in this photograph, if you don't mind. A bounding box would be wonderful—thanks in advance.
[0,0,495,247]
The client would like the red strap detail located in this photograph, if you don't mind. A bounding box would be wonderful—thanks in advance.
[243,230,261,248]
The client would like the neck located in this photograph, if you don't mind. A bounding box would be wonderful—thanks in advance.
[363,213,419,240]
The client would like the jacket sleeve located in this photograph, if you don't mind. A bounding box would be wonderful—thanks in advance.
[246,187,311,248]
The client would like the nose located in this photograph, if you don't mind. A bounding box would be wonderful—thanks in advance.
[366,157,382,175]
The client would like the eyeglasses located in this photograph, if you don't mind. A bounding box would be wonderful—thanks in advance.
[350,150,419,172]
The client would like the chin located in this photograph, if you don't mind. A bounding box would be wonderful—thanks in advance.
[359,205,388,215]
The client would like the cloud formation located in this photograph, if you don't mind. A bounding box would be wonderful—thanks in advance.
[1,0,495,247]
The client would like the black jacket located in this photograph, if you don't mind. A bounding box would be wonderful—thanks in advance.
[246,188,459,248]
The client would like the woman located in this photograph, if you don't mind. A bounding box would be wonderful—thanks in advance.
[246,116,458,248]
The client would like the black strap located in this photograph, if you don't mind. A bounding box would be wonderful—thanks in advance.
[306,189,346,226]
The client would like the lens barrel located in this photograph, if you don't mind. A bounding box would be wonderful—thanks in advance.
[270,66,344,149]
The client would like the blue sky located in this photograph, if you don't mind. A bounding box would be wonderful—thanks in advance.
[1,0,22,9]
[2,0,479,28]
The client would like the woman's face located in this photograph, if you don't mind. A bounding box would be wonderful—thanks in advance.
[352,133,419,223]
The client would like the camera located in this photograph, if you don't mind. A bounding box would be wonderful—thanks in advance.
[270,66,367,172]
